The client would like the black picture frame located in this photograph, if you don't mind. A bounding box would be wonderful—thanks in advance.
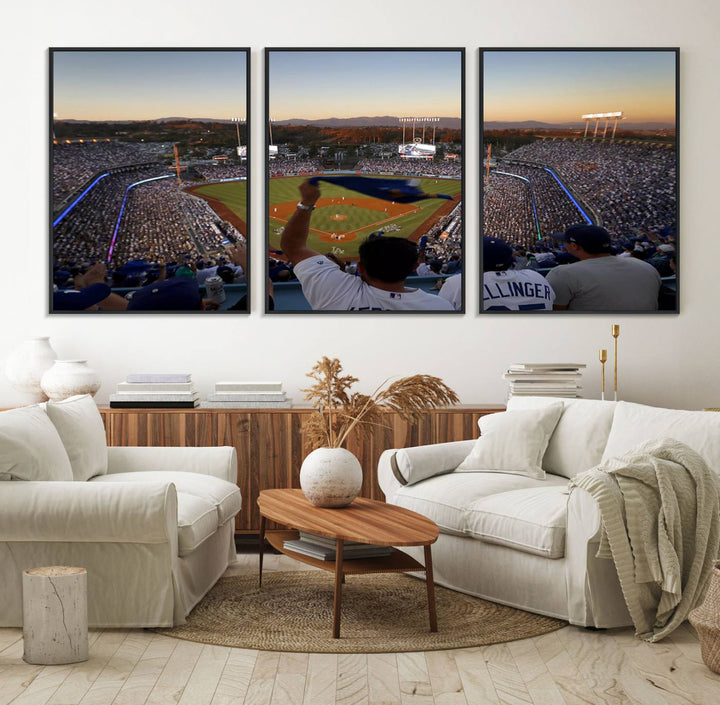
[480,48,679,314]
[265,47,465,314]
[49,47,251,314]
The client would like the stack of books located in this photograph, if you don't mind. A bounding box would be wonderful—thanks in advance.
[200,381,291,408]
[283,531,393,561]
[109,373,199,408]
[503,363,586,399]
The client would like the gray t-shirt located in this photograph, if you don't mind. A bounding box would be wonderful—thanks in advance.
[545,256,661,311]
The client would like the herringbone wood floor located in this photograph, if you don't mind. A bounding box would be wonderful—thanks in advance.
[1,553,718,705]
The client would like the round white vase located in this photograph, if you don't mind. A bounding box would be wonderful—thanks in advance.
[299,447,363,508]
[4,337,58,403]
[40,360,101,402]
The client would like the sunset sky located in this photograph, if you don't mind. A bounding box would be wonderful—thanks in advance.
[483,50,676,125]
[52,50,247,121]
[268,50,462,121]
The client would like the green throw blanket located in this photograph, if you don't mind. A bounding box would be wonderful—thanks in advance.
[570,438,720,641]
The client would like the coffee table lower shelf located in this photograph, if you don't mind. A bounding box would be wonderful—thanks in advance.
[265,530,426,574]
[260,529,437,638]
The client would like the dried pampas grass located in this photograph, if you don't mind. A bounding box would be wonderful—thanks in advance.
[302,356,458,450]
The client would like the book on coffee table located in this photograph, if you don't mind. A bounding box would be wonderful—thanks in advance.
[282,538,393,561]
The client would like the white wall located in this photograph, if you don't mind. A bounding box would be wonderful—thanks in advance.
[1,0,718,410]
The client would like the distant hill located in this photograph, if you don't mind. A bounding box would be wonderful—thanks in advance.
[274,116,461,129]
[484,120,675,131]
[58,117,237,124]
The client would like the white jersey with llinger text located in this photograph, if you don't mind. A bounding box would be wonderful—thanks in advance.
[483,269,555,311]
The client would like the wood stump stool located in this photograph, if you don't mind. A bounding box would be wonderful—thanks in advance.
[22,566,88,665]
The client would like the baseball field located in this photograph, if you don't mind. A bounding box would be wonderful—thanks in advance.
[268,175,461,259]
[188,180,248,235]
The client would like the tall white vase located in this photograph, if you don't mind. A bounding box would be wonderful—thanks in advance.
[40,360,101,402]
[299,447,363,508]
[4,337,58,403]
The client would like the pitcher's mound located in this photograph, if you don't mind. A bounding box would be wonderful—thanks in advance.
[330,214,347,221]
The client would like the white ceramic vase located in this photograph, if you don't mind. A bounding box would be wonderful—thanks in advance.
[4,337,58,402]
[40,360,101,402]
[299,447,363,508]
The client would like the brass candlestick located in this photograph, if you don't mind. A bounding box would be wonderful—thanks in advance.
[599,349,607,401]
[611,324,620,401]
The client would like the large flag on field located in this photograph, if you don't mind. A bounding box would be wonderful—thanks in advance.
[307,175,453,203]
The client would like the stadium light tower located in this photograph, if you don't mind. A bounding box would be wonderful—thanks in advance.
[399,117,440,144]
[231,117,245,148]
[582,111,624,141]
[235,118,245,157]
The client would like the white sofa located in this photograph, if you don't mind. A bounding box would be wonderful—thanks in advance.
[0,395,241,628]
[378,397,720,628]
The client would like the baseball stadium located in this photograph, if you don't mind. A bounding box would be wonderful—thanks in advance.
[481,49,678,312]
[266,49,464,312]
[51,49,250,312]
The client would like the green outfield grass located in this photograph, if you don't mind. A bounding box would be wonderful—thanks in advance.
[268,175,461,259]
[191,180,248,224]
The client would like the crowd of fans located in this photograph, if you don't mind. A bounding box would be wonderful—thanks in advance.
[53,164,246,294]
[268,158,323,176]
[483,172,536,249]
[192,164,247,181]
[53,141,166,207]
[354,157,461,177]
[492,139,676,243]
[106,179,238,266]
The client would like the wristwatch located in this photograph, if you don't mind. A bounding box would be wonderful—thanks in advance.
[296,201,316,211]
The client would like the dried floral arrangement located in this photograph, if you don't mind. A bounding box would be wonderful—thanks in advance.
[302,356,459,450]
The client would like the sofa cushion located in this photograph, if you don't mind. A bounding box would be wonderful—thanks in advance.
[0,405,73,481]
[45,394,108,481]
[393,471,568,536]
[176,492,220,556]
[456,404,563,479]
[91,471,241,525]
[601,402,720,476]
[465,486,570,558]
[392,440,476,486]
[508,396,617,478]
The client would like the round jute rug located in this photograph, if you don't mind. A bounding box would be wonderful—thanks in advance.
[155,571,566,653]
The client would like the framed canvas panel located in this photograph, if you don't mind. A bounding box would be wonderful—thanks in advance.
[265,48,464,313]
[50,48,250,313]
[481,48,679,314]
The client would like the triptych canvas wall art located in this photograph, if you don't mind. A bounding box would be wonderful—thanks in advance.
[49,47,678,315]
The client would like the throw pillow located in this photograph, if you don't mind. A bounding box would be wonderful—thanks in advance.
[45,394,108,481]
[0,405,73,481]
[601,401,720,475]
[456,404,564,479]
[392,439,476,485]
[508,396,616,478]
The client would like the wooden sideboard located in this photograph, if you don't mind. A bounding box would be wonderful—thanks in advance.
[99,405,504,533]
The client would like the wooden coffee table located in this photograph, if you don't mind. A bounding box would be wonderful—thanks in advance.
[257,488,439,639]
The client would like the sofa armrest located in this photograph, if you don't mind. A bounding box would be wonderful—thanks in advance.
[378,439,476,499]
[567,486,602,543]
[0,481,177,545]
[564,485,628,627]
[106,446,237,483]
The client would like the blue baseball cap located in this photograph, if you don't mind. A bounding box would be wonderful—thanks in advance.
[127,278,202,311]
[53,283,112,311]
[564,224,612,254]
[483,237,514,271]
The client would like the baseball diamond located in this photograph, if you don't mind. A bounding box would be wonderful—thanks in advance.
[268,175,461,260]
